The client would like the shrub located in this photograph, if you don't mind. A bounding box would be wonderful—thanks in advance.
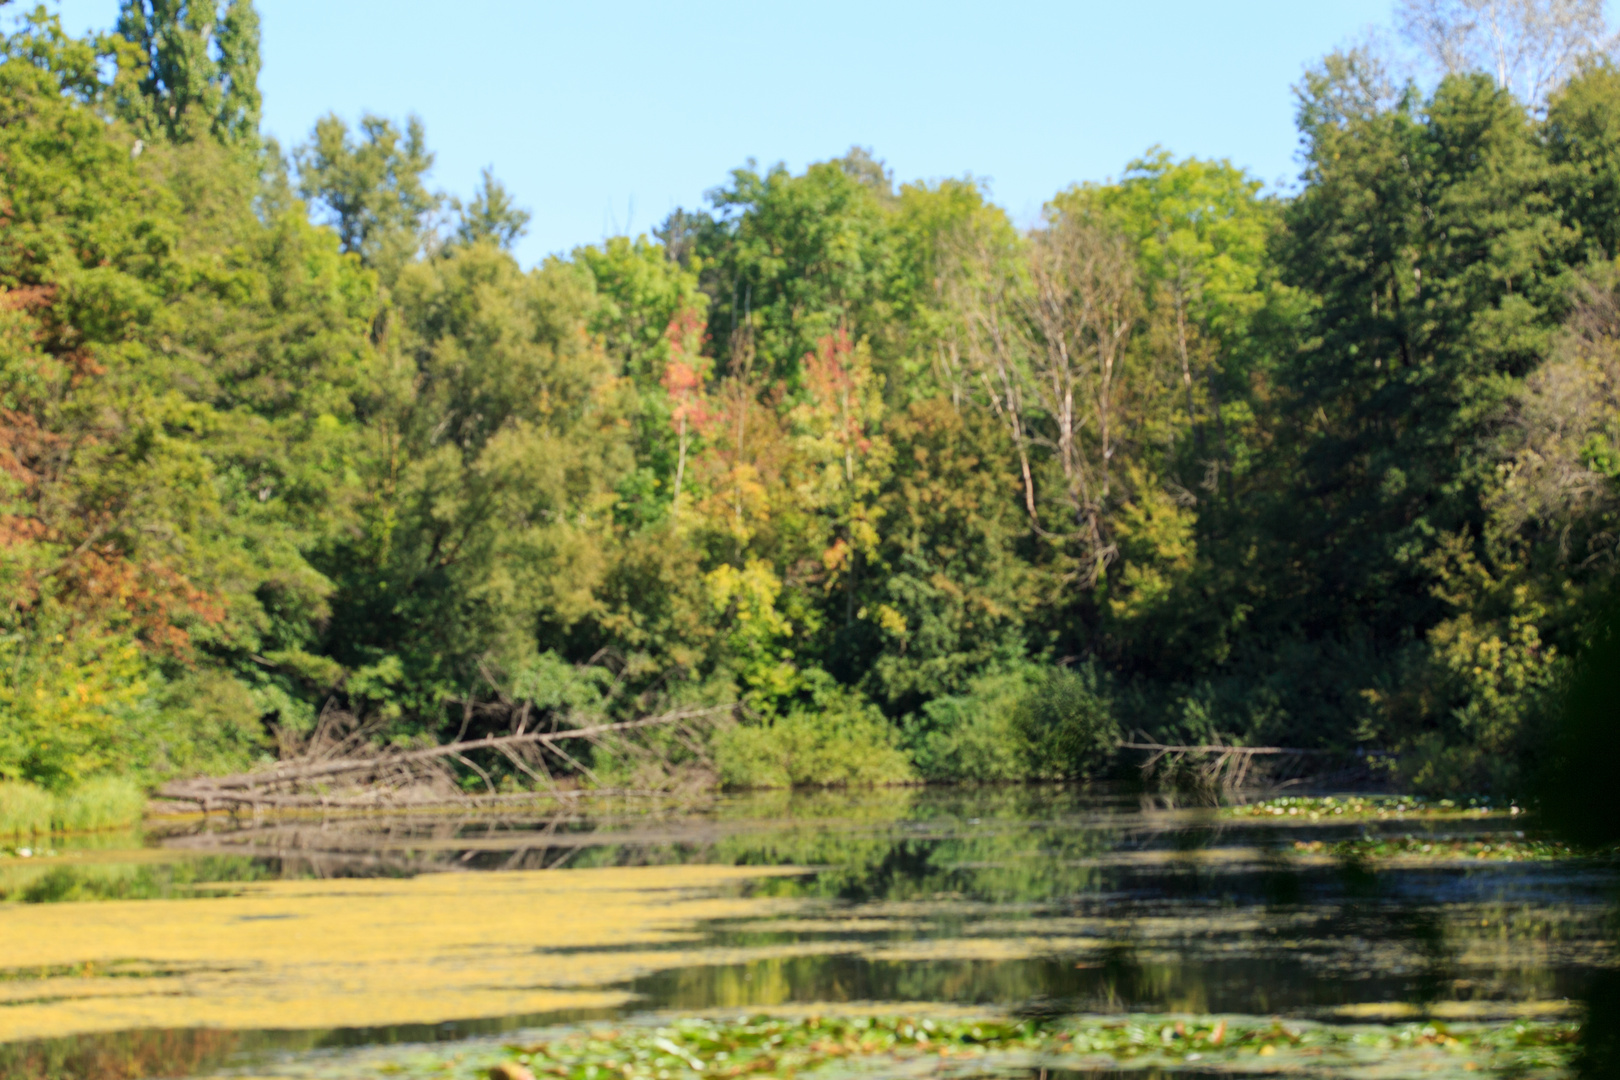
[716,682,913,789]
[53,777,146,832]
[904,668,1040,782]
[0,621,157,790]
[0,621,266,791]
[0,782,53,838]
[146,672,270,780]
[1012,664,1120,779]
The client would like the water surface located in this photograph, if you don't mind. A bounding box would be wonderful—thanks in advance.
[0,787,1608,1077]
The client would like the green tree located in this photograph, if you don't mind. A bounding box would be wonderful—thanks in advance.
[854,399,1039,711]
[115,0,260,146]
[315,244,629,723]
[1081,151,1276,498]
[0,9,377,781]
[572,234,709,530]
[1546,61,1620,261]
[295,112,439,280]
[693,149,895,382]
[453,167,531,251]
[1252,65,1571,748]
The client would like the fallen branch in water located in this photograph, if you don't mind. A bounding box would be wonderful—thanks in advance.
[1117,740,1330,791]
[160,705,735,811]
[1118,743,1328,756]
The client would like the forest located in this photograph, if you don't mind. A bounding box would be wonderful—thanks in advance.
[4,0,1620,806]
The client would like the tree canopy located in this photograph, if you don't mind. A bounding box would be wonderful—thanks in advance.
[3,3,1619,794]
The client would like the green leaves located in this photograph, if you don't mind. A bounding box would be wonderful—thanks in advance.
[295,112,438,279]
[453,168,531,252]
[696,151,896,382]
[0,10,380,780]
[10,5,1620,797]
[115,0,262,147]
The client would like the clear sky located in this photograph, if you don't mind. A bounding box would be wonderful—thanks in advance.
[42,1,1400,266]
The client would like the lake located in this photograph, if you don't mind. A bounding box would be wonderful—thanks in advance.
[0,786,1608,1079]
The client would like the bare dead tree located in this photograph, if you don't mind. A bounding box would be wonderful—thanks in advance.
[944,217,1042,529]
[1396,0,1614,109]
[1494,271,1620,564]
[947,207,1142,584]
[159,705,736,811]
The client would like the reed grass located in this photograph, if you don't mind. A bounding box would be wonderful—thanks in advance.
[0,782,55,838]
[53,777,146,833]
[0,778,146,839]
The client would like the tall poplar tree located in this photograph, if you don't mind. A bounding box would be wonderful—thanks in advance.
[115,0,261,146]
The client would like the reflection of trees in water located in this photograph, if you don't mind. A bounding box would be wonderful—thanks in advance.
[0,1005,624,1080]
[0,784,1599,1074]
[635,954,1134,1011]
[139,786,1131,897]
[87,786,1613,1025]
[0,1026,242,1080]
[0,855,274,903]
[1539,601,1620,1076]
[629,945,1433,1015]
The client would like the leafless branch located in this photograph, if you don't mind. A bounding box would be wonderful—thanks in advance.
[1397,0,1613,108]
[160,705,735,810]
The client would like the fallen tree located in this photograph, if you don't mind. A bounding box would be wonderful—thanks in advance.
[1117,740,1333,791]
[159,705,736,811]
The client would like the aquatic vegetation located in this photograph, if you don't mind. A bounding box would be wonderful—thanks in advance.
[0,788,1605,1078]
[1225,795,1517,821]
[0,1025,248,1080]
[481,1012,1579,1080]
[504,1014,1050,1079]
[1290,833,1589,861]
[0,863,810,1040]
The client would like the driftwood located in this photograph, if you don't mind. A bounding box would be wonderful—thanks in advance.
[160,705,733,812]
[1117,740,1330,791]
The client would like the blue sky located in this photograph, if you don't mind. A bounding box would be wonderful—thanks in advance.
[43,1,1398,266]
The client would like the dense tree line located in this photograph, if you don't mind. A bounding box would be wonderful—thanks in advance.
[3,1,1619,795]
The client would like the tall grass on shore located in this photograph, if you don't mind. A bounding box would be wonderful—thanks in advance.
[0,779,146,839]
[54,778,147,833]
[0,783,54,838]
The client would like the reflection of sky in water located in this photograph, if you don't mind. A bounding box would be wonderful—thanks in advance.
[0,787,1608,1077]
